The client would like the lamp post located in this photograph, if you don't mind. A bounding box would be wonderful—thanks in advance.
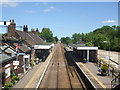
[103,41,110,76]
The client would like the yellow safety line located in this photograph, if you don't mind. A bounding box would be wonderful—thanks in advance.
[79,63,106,89]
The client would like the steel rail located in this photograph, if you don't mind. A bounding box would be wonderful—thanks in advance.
[60,44,73,90]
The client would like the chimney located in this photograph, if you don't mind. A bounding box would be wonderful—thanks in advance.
[23,25,26,32]
[26,25,28,32]
[7,19,16,37]
[35,28,39,35]
[23,25,28,32]
[31,29,35,33]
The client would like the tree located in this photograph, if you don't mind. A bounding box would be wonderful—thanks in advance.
[60,37,66,44]
[65,37,72,45]
[60,37,72,45]
[54,36,59,43]
[85,42,94,46]
[39,28,54,42]
[83,25,119,51]
[72,33,81,43]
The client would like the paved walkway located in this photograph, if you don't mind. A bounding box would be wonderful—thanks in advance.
[77,62,113,88]
[13,48,55,88]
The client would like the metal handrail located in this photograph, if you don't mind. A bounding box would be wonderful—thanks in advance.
[111,74,120,88]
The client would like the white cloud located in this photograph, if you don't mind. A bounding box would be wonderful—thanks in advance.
[49,6,55,9]
[42,6,55,12]
[101,20,117,23]
[43,9,51,12]
[25,10,34,14]
[0,0,19,7]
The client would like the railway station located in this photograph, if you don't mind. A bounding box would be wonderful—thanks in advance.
[1,3,120,88]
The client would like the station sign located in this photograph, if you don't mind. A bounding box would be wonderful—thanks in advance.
[13,61,19,65]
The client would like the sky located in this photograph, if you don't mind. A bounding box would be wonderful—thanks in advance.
[1,1,118,39]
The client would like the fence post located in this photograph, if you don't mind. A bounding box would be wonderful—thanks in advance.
[111,68,113,78]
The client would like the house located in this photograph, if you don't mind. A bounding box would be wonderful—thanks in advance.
[2,36,31,73]
[0,19,54,88]
[7,19,53,62]
[0,45,17,87]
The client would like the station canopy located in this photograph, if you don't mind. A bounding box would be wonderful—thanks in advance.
[33,43,54,50]
[69,44,98,50]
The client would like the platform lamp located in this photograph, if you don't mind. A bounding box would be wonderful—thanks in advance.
[103,41,110,76]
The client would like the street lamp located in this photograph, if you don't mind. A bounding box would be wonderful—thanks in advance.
[103,41,110,76]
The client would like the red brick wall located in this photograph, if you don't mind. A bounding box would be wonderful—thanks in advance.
[2,58,16,86]
[7,23,16,37]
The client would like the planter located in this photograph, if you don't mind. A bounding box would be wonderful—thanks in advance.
[101,70,107,76]
[83,58,87,63]
[101,64,108,76]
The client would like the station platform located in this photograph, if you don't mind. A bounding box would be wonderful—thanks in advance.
[77,62,112,89]
[66,46,113,89]
[13,47,55,88]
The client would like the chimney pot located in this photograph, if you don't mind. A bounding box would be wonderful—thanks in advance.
[36,28,39,32]
[12,19,14,22]
[23,25,28,32]
[26,25,28,31]
[36,28,39,35]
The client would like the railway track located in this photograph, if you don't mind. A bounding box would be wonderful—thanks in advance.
[61,44,86,89]
[64,46,95,89]
[37,43,86,89]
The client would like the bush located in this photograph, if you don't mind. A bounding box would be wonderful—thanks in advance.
[101,64,109,76]
[83,58,87,63]
[12,75,19,81]
[11,74,16,78]
[4,82,13,88]
[11,80,15,85]
[11,75,17,81]
[101,64,108,71]
[16,77,19,81]
[5,73,8,77]
[30,60,34,67]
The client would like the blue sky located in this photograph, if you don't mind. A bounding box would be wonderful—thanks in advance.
[1,2,118,39]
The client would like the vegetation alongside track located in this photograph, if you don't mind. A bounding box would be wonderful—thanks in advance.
[61,25,120,52]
